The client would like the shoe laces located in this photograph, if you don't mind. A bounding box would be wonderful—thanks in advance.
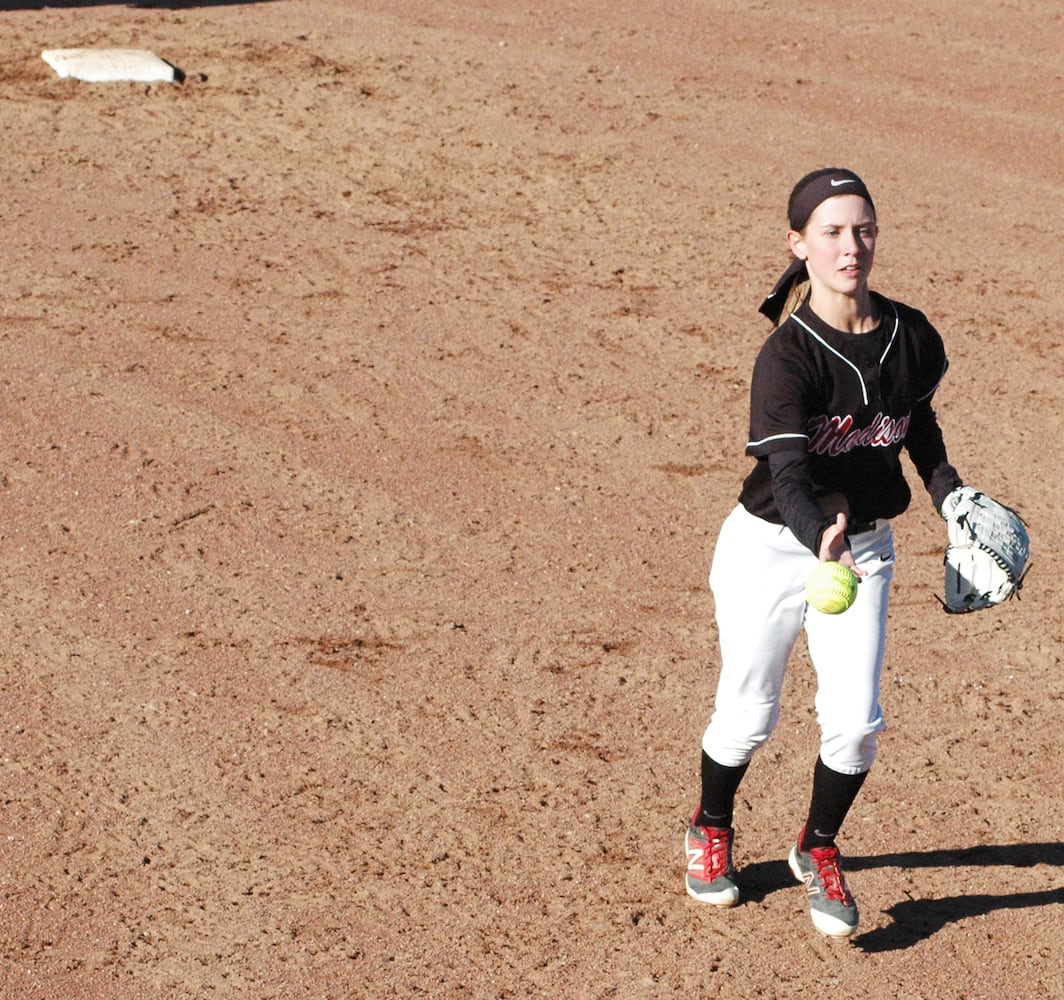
[696,826,733,879]
[808,845,852,904]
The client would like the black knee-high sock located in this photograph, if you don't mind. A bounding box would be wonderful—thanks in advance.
[801,756,868,851]
[696,752,749,829]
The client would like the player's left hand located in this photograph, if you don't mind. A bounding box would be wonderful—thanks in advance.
[939,486,1030,612]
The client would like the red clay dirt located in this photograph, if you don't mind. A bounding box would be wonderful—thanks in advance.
[0,1,1061,997]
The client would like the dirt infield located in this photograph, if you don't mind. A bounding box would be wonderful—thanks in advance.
[1,1,1061,997]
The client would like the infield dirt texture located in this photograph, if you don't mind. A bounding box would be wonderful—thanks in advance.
[1,2,1061,997]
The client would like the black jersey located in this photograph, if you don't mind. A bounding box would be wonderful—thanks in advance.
[739,293,959,528]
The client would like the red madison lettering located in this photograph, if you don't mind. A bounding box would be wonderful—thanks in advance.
[807,412,910,457]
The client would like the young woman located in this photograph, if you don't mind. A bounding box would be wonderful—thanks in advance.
[684,168,963,937]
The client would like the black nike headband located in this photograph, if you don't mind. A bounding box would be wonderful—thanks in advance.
[758,168,876,323]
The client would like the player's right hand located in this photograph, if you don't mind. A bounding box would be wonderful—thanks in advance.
[818,513,865,575]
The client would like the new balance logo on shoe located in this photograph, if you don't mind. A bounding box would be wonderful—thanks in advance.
[788,829,859,937]
[684,817,740,908]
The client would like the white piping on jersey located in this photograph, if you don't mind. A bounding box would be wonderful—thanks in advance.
[917,351,949,402]
[747,431,809,448]
[789,300,900,407]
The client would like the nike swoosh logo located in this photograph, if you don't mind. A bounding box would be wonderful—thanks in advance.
[830,178,857,187]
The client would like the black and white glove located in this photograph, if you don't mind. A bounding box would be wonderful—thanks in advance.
[939,487,1031,613]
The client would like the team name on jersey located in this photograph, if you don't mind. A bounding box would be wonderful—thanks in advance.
[807,411,910,457]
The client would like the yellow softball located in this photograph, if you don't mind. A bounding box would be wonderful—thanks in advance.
[805,561,859,614]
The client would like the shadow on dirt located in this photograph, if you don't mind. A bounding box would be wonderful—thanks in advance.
[736,842,1064,952]
[854,885,1064,952]
[849,842,1064,952]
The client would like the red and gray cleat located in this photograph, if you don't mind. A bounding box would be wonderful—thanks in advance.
[788,830,859,937]
[684,815,740,907]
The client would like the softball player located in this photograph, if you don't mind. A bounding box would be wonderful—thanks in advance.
[684,168,963,937]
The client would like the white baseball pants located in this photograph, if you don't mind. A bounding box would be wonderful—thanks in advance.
[701,505,895,775]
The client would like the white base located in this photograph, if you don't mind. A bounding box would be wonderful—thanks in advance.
[42,49,177,84]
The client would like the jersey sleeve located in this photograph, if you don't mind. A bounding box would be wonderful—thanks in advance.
[768,449,835,554]
[906,400,962,508]
[896,303,963,507]
[896,299,950,402]
[745,329,812,457]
